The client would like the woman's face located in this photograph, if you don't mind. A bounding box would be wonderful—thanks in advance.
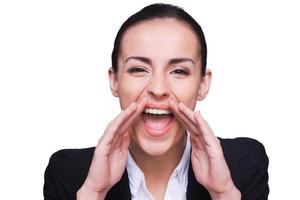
[109,18,211,156]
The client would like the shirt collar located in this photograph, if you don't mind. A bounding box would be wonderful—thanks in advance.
[126,152,145,197]
[126,133,191,197]
[174,133,191,185]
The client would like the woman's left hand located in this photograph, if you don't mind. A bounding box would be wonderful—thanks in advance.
[170,100,241,200]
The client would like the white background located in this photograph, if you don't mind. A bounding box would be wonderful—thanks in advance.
[0,0,299,199]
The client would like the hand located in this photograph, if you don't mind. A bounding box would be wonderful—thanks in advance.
[77,98,147,199]
[169,100,241,200]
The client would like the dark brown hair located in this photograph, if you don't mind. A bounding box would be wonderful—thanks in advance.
[111,3,207,76]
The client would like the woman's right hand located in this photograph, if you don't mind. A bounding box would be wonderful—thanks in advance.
[77,98,147,200]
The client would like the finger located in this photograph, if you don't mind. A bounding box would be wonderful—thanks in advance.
[178,102,198,125]
[120,132,130,153]
[101,97,147,150]
[99,102,138,146]
[116,97,147,134]
[178,102,204,134]
[169,100,198,134]
[110,131,130,154]
[109,98,147,152]
[194,111,220,147]
[178,103,218,147]
[109,130,124,152]
[172,101,221,155]
[190,133,207,150]
[169,100,199,134]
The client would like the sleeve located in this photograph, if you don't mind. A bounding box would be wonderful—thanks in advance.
[236,138,269,200]
[43,150,77,200]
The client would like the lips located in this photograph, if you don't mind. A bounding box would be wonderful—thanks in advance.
[141,106,175,137]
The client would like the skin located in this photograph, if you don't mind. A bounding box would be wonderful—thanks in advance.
[77,18,241,200]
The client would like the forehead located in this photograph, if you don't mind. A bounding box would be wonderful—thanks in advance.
[119,18,200,61]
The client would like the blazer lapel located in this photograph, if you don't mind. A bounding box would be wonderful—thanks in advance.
[105,170,132,200]
[105,160,212,200]
[186,160,212,200]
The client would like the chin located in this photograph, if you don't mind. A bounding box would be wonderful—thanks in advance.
[138,136,175,156]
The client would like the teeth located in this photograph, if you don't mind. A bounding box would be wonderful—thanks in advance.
[144,108,172,115]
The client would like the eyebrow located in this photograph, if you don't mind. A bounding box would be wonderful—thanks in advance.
[125,56,195,66]
[125,56,151,64]
[169,58,195,65]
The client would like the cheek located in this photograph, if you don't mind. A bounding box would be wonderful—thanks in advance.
[169,80,199,108]
[118,78,148,108]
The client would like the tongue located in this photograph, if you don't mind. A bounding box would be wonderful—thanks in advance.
[142,114,172,131]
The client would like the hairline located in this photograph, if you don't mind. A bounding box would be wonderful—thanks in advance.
[116,17,203,73]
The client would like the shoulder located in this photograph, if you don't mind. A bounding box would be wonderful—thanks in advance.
[219,137,268,170]
[219,137,269,199]
[48,147,95,167]
[219,137,267,160]
[44,147,95,199]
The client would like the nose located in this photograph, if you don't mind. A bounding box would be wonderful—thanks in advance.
[147,73,169,99]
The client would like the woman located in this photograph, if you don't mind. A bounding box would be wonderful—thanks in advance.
[44,3,269,200]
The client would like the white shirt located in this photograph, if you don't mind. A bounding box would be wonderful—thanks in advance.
[126,135,191,200]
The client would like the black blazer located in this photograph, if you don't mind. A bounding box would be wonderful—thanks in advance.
[44,137,269,200]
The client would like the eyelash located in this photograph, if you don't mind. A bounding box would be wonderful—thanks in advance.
[127,67,190,76]
[127,67,148,74]
[171,68,190,75]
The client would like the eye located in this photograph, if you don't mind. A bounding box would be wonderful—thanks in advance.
[127,67,148,75]
[171,68,190,76]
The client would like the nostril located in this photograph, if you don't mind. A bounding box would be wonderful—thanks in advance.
[148,78,168,92]
[147,82,169,98]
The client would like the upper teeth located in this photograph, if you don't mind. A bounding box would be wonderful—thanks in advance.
[144,108,172,115]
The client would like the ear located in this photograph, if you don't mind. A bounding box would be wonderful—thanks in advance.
[108,67,119,97]
[197,69,212,101]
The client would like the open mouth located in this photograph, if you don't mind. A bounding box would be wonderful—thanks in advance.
[141,108,175,137]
